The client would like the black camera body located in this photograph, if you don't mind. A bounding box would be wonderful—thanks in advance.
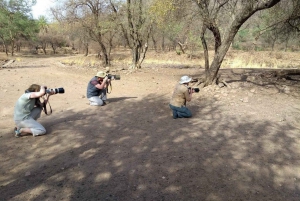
[188,87,200,93]
[46,87,65,94]
[107,74,120,80]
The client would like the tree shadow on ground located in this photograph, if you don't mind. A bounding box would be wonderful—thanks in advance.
[1,93,300,201]
[108,97,138,103]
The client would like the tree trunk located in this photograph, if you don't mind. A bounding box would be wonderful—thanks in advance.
[100,43,109,66]
[97,33,109,66]
[200,25,210,79]
[152,35,157,52]
[51,44,57,54]
[84,45,88,56]
[4,44,9,56]
[42,48,46,55]
[11,40,15,56]
[177,42,186,54]
[137,43,148,67]
[162,35,165,51]
[130,45,141,69]
[16,42,21,52]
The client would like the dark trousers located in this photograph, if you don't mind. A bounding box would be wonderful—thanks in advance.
[169,104,192,119]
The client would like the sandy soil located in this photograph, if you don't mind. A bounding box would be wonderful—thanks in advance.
[0,54,300,201]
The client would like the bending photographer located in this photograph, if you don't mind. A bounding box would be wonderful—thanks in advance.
[169,75,195,119]
[87,71,111,106]
[14,84,54,137]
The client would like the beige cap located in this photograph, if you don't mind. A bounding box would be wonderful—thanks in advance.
[95,71,107,78]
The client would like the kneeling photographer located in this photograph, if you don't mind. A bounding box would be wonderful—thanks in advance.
[86,71,120,106]
[169,75,199,119]
[13,84,64,137]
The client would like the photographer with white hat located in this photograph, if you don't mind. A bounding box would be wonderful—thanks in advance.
[86,71,111,106]
[169,75,194,119]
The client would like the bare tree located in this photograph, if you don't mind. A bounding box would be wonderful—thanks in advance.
[111,0,152,69]
[52,0,119,66]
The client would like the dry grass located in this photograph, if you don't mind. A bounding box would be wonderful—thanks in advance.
[223,50,300,69]
[1,49,299,69]
[61,55,100,67]
[140,50,300,69]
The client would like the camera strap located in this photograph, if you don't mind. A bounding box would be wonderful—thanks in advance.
[42,94,52,115]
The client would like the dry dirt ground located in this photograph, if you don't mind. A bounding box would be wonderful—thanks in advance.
[0,52,300,201]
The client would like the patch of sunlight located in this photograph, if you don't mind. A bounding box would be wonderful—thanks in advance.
[69,171,85,180]
[205,193,222,201]
[173,135,185,143]
[96,139,106,144]
[151,147,159,152]
[0,177,14,186]
[111,136,131,144]
[132,146,149,153]
[103,121,114,127]
[113,160,123,167]
[24,183,69,199]
[50,173,66,181]
[164,185,182,192]
[272,164,300,189]
[188,132,202,137]
[262,141,283,154]
[79,148,98,159]
[144,163,151,168]
[231,150,247,160]
[90,60,95,66]
[167,165,183,173]
[73,143,83,148]
[229,59,244,68]
[137,184,147,191]
[247,63,263,68]
[95,172,112,182]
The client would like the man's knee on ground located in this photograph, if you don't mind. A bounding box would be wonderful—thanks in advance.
[32,128,46,136]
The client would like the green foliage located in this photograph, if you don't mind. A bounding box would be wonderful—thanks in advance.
[1,0,36,15]
[0,0,39,54]
[253,46,262,51]
[0,9,38,39]
[149,0,176,27]
[187,30,202,50]
[232,43,241,50]
[37,16,48,31]
[237,29,250,42]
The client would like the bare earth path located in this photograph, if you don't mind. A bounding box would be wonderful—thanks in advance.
[0,56,300,201]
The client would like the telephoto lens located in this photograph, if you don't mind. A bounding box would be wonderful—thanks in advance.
[46,87,65,94]
[107,74,121,80]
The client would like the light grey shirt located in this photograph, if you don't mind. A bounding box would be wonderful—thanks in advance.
[14,93,35,121]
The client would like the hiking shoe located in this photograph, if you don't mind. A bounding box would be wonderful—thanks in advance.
[14,127,21,138]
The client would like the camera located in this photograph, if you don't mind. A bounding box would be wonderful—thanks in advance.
[107,74,120,80]
[46,87,65,94]
[188,87,200,93]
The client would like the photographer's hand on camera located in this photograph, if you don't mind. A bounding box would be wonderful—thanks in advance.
[94,76,110,90]
[188,87,194,95]
[103,76,110,88]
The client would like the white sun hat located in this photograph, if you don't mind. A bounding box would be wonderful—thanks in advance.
[179,75,192,84]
